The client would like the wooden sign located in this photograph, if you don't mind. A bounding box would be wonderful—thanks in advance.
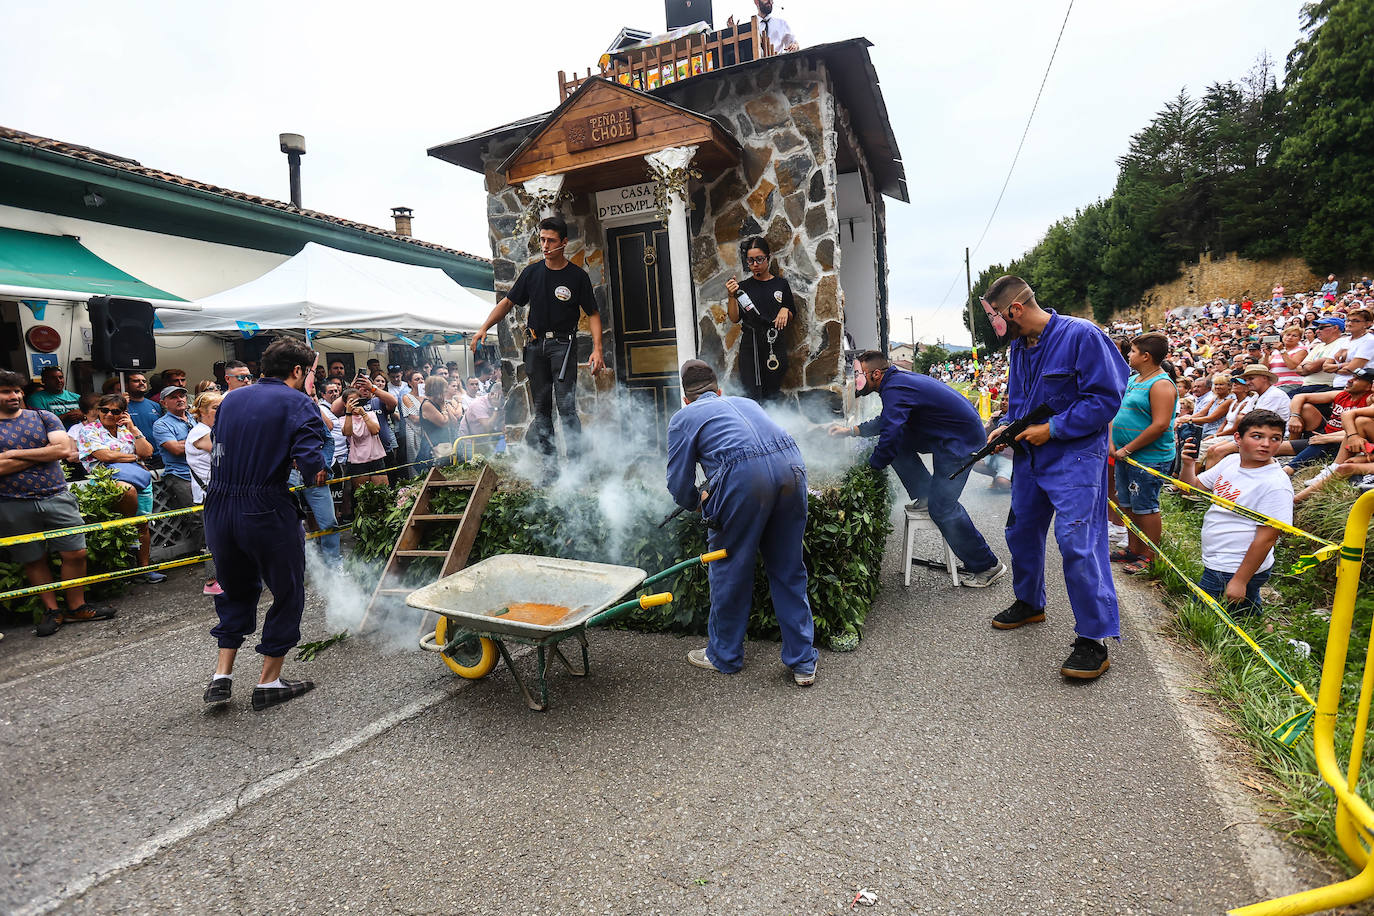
[565,107,637,152]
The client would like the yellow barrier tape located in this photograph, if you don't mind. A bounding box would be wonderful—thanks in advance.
[1122,455,1340,573]
[0,525,351,602]
[0,505,203,549]
[1111,499,1315,746]
[0,455,441,549]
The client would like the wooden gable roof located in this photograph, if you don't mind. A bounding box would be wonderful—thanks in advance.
[500,78,740,192]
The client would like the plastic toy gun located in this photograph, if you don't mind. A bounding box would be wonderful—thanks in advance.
[657,487,718,529]
[948,403,1055,480]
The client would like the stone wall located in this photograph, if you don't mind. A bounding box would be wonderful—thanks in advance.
[479,56,864,437]
[681,57,847,415]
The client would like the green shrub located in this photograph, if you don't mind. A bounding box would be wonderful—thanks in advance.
[347,460,891,651]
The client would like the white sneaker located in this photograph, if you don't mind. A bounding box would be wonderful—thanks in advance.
[687,648,724,672]
[960,561,1008,588]
[792,660,817,687]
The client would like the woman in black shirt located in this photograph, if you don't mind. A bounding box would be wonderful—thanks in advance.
[726,236,795,402]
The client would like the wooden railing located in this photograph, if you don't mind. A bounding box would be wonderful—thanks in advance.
[558,17,776,100]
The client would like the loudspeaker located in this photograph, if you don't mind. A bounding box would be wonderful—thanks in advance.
[88,296,156,371]
[666,0,712,30]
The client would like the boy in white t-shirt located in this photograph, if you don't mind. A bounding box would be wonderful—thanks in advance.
[1179,409,1294,615]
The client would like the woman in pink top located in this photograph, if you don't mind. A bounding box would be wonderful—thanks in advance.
[341,387,389,488]
[1268,325,1307,392]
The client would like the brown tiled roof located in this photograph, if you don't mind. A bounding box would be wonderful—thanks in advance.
[0,125,490,266]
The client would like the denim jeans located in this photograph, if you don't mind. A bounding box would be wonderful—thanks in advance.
[1288,441,1337,471]
[1198,565,1271,615]
[890,450,999,573]
[288,469,341,567]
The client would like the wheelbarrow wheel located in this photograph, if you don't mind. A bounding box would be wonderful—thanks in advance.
[434,616,498,679]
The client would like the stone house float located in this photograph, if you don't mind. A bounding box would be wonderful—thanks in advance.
[429,28,906,442]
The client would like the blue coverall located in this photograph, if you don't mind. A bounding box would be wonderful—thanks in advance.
[858,368,999,573]
[666,392,818,675]
[206,378,328,658]
[1003,311,1128,639]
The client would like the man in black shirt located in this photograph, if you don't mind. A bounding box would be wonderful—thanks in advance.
[472,216,604,459]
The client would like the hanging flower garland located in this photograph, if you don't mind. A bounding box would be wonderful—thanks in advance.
[646,146,701,227]
[513,185,573,234]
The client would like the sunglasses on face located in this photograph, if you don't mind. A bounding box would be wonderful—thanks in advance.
[229,374,252,381]
[746,256,767,264]
[99,408,125,415]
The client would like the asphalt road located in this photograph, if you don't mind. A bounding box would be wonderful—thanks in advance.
[0,475,1332,915]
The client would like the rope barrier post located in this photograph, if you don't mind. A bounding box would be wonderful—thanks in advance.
[1229,489,1374,914]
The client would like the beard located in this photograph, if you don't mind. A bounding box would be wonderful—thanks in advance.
[757,0,773,15]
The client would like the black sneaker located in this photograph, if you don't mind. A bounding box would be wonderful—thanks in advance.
[252,678,316,711]
[1060,637,1110,679]
[35,610,62,637]
[991,599,1045,630]
[204,677,233,705]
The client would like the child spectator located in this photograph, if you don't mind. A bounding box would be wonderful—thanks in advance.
[1179,410,1293,615]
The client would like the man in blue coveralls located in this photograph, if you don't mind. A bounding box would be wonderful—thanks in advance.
[666,359,818,686]
[981,276,1128,680]
[829,350,1006,587]
[202,338,329,710]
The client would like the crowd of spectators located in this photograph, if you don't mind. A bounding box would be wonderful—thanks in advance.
[2,351,506,640]
[930,276,1374,614]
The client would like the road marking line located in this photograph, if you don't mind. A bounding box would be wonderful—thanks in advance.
[0,620,205,691]
[13,678,466,916]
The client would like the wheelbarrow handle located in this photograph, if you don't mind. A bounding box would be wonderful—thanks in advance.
[588,591,673,627]
[640,549,729,588]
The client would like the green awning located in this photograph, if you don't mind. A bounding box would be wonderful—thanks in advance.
[0,226,185,301]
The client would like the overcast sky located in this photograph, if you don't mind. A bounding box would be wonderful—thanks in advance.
[2,0,1303,345]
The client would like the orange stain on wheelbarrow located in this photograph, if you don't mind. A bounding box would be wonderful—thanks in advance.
[495,602,573,627]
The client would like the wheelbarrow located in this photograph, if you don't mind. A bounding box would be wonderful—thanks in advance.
[409,549,727,710]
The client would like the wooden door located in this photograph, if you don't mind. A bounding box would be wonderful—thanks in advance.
[606,222,680,449]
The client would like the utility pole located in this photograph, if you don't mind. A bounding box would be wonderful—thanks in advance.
[908,315,915,348]
[965,247,979,380]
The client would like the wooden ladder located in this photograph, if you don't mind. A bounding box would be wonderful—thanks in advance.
[359,464,498,632]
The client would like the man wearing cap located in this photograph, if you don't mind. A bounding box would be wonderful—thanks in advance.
[1202,365,1291,464]
[666,359,818,686]
[152,385,194,508]
[1290,318,1349,422]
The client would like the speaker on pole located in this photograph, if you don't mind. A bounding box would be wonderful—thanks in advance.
[88,296,156,372]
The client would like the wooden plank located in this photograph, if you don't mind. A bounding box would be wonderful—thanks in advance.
[441,464,498,579]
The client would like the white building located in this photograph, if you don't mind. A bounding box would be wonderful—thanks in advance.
[0,126,492,386]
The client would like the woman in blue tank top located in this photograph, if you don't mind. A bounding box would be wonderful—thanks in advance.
[1111,332,1179,572]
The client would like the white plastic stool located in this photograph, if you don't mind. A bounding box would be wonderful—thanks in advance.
[903,506,960,587]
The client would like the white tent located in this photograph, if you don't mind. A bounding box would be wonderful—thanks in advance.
[153,242,492,343]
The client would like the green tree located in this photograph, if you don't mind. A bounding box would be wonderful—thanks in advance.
[1279,0,1374,270]
[912,344,951,376]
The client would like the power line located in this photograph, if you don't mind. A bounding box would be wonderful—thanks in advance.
[929,0,1077,319]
